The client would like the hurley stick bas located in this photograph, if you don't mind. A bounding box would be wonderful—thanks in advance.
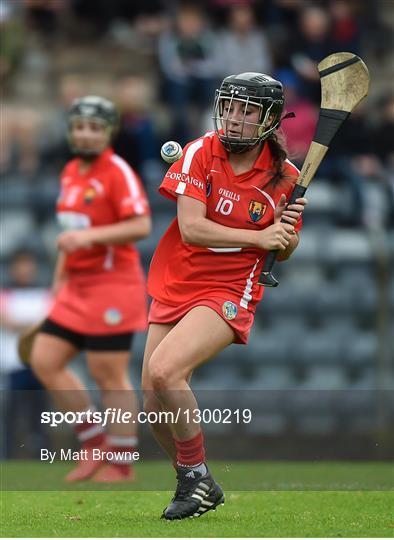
[17,320,43,365]
[258,52,370,287]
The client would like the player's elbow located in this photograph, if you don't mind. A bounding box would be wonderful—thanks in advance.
[179,223,193,244]
[179,218,201,245]
[134,215,152,240]
[141,216,152,238]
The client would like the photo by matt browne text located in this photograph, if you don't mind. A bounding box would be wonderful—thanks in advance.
[40,448,140,464]
[144,70,308,520]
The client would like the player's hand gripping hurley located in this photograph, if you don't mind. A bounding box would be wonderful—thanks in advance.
[258,52,370,286]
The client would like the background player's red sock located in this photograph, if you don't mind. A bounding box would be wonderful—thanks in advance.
[75,406,105,449]
[174,431,206,469]
[106,435,138,475]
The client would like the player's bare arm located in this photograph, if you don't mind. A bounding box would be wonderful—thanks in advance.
[57,216,151,253]
[51,251,68,295]
[177,194,297,252]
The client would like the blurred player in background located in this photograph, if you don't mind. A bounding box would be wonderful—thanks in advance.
[143,73,307,518]
[30,96,151,482]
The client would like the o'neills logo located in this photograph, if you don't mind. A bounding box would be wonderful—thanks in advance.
[229,84,246,92]
[166,171,204,190]
[218,187,240,202]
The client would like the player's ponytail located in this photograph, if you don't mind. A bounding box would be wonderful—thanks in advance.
[266,132,288,187]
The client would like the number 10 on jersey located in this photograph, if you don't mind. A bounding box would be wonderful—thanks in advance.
[215,197,233,215]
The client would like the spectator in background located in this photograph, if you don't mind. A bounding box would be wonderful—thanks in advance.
[0,104,41,176]
[277,68,318,168]
[157,4,219,145]
[70,0,165,38]
[23,0,63,43]
[215,3,272,78]
[372,93,394,227]
[289,5,334,103]
[69,0,116,36]
[329,0,362,55]
[0,0,24,88]
[373,93,394,174]
[39,74,96,173]
[0,249,51,458]
[0,3,41,176]
[261,0,305,27]
[113,76,161,186]
[318,104,379,227]
[254,0,303,72]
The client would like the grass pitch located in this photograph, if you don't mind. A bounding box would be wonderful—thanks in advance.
[1,461,393,537]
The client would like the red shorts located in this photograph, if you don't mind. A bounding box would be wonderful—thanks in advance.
[148,297,254,344]
[49,270,148,335]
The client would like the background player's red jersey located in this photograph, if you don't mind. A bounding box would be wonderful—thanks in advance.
[50,148,150,334]
[57,148,150,274]
[148,132,302,313]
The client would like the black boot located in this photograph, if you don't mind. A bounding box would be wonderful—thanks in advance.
[162,465,225,520]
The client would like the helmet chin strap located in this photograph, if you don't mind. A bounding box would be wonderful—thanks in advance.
[219,136,261,154]
[277,111,296,128]
[282,111,296,120]
[70,147,102,161]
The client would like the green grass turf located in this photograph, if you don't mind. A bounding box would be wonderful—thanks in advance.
[1,462,393,537]
[2,460,393,491]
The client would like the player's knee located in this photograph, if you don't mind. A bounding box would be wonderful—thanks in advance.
[149,368,170,393]
[30,352,56,384]
[89,364,126,390]
[30,334,73,384]
[148,357,175,393]
[89,365,108,387]
[148,343,190,392]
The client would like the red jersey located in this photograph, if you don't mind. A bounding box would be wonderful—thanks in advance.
[148,132,302,313]
[57,148,150,274]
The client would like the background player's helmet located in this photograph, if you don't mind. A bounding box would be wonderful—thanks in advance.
[213,72,284,153]
[67,95,119,158]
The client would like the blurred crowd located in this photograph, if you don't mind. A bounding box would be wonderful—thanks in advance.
[1,0,393,233]
[0,0,393,249]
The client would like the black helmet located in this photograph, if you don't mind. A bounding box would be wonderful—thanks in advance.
[68,95,119,127]
[213,72,284,153]
[67,96,119,158]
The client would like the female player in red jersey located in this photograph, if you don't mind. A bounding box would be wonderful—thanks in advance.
[143,73,308,518]
[31,96,151,482]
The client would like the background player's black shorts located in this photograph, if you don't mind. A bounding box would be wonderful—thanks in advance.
[40,318,134,352]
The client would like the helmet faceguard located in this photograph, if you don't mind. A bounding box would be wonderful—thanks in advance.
[67,95,119,159]
[213,72,284,153]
